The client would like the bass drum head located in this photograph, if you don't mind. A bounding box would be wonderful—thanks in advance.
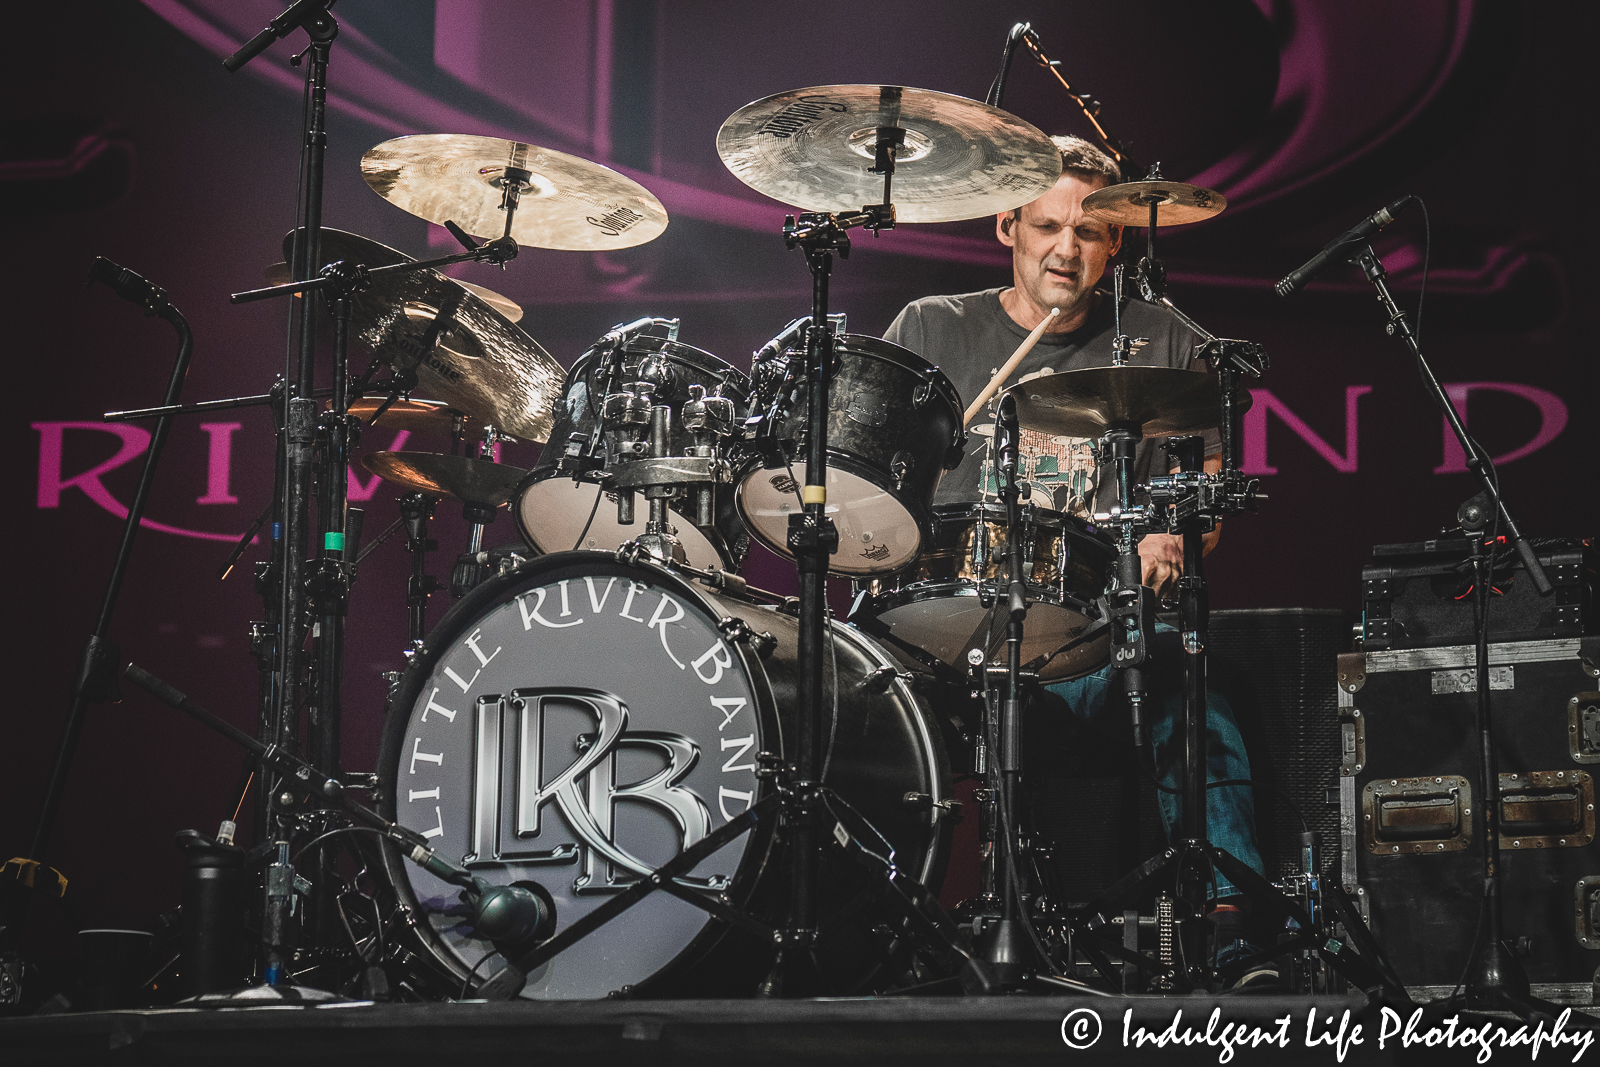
[515,474,737,571]
[736,454,923,575]
[377,552,778,999]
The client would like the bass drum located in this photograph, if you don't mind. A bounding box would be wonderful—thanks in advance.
[377,551,951,999]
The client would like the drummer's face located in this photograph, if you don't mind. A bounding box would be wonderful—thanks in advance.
[998,173,1122,326]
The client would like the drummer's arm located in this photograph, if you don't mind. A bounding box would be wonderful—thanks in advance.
[1137,453,1223,595]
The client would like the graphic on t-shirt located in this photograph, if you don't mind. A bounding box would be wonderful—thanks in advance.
[975,368,1100,518]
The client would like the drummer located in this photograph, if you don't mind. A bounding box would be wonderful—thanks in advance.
[882,135,1267,966]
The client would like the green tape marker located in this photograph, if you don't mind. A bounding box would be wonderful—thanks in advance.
[325,531,346,551]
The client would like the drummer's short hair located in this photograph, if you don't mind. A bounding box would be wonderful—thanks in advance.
[1051,135,1122,187]
[1001,135,1123,234]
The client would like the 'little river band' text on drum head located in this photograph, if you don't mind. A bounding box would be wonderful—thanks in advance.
[377,552,950,998]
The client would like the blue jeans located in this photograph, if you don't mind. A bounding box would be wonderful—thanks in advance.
[1043,624,1264,898]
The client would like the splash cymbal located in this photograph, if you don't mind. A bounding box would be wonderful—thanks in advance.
[339,397,483,438]
[716,85,1061,222]
[361,451,528,508]
[360,134,668,250]
[1081,180,1226,227]
[281,228,562,442]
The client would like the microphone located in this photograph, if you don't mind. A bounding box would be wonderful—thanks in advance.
[753,314,847,364]
[87,257,175,318]
[995,392,1020,478]
[755,318,809,364]
[1274,196,1413,298]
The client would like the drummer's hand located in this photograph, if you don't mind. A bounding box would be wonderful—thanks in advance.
[1139,534,1184,600]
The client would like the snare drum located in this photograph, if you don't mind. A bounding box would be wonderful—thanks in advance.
[852,501,1116,680]
[735,335,964,576]
[515,332,751,570]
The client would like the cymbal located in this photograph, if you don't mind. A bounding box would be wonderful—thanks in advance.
[362,451,528,508]
[1081,180,1226,227]
[1004,366,1221,439]
[281,228,562,442]
[716,85,1061,223]
[266,261,523,322]
[360,134,668,250]
[340,397,483,438]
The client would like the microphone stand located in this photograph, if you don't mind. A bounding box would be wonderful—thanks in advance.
[5,274,192,968]
[1345,244,1560,1022]
[982,22,1139,177]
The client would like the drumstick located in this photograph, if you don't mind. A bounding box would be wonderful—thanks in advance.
[962,307,1059,427]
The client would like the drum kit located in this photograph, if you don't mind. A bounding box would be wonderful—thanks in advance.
[27,8,1411,1008]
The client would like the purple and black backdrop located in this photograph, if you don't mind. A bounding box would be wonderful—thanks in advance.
[4,0,1594,967]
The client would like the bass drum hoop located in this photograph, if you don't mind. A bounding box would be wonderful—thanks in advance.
[375,550,782,997]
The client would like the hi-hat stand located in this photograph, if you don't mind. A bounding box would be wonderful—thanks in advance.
[1068,247,1409,997]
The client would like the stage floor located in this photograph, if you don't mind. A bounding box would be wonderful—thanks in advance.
[5,992,1598,1066]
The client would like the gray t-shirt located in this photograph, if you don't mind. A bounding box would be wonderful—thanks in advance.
[884,288,1216,518]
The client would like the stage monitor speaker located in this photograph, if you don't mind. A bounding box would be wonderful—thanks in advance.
[1029,608,1349,902]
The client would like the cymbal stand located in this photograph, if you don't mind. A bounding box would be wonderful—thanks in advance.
[399,492,438,646]
[969,392,1040,987]
[450,426,508,596]
[762,124,897,992]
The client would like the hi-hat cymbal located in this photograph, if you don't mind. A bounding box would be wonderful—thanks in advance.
[340,398,483,438]
[1004,366,1221,439]
[281,228,563,442]
[360,134,668,250]
[716,85,1062,222]
[362,451,528,508]
[1081,180,1226,227]
[266,261,523,322]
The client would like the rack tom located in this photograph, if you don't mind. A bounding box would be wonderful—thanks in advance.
[515,330,751,570]
[735,334,964,576]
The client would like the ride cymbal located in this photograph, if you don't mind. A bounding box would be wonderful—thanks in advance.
[1081,180,1226,227]
[360,134,668,250]
[716,85,1062,222]
[1004,366,1221,439]
[362,451,528,508]
[281,228,563,442]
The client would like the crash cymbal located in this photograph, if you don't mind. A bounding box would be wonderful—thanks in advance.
[362,451,528,508]
[266,261,523,322]
[1004,366,1221,439]
[360,134,668,250]
[281,228,562,441]
[340,397,483,438]
[716,85,1061,222]
[1081,180,1225,227]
